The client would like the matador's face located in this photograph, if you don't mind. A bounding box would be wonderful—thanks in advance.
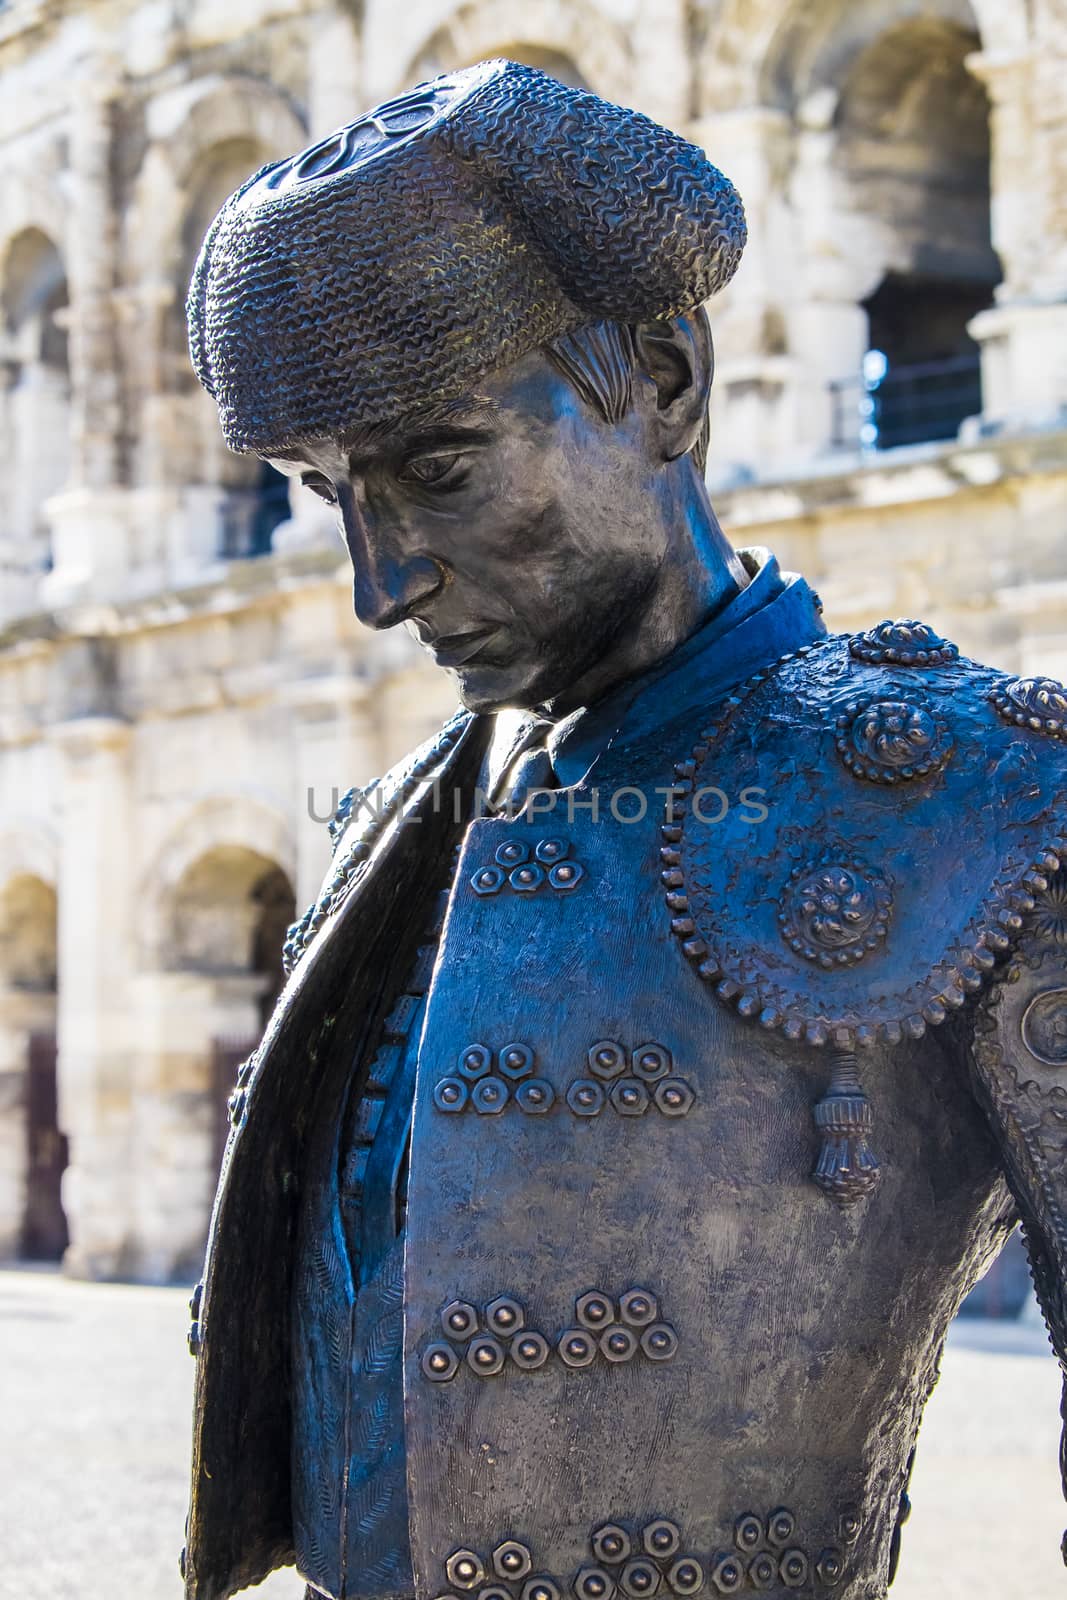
[266,348,675,714]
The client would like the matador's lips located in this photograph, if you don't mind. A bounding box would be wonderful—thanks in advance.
[426,626,501,668]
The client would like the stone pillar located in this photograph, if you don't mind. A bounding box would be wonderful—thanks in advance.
[42,55,129,607]
[48,715,134,1279]
[281,675,381,909]
[126,970,264,1283]
[307,6,364,137]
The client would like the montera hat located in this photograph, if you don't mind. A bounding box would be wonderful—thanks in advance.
[187,59,747,455]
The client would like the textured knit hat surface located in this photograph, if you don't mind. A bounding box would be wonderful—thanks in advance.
[187,59,747,454]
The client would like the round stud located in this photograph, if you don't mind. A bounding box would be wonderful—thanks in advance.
[592,1526,632,1565]
[471,866,505,896]
[496,839,530,867]
[653,1079,695,1118]
[510,1331,550,1371]
[434,1077,469,1113]
[632,1043,672,1082]
[499,1043,535,1079]
[471,1076,510,1115]
[573,1568,615,1600]
[466,1335,506,1376]
[479,1588,512,1600]
[485,1295,525,1338]
[767,1509,795,1548]
[779,1550,808,1589]
[516,1078,555,1115]
[666,1559,704,1596]
[458,1044,492,1080]
[576,1290,615,1329]
[588,1041,627,1079]
[567,1079,605,1117]
[535,837,569,864]
[838,1511,861,1545]
[523,1580,562,1600]
[710,1553,743,1594]
[557,1328,597,1368]
[421,1342,460,1382]
[640,1323,678,1362]
[549,861,584,890]
[446,1551,485,1590]
[619,1560,660,1599]
[815,1548,845,1586]
[619,1289,658,1327]
[733,1515,763,1553]
[747,1553,777,1590]
[641,1521,680,1560]
[441,1300,478,1339]
[510,862,545,892]
[493,1541,533,1581]
[599,1325,639,1363]
[610,1078,650,1117]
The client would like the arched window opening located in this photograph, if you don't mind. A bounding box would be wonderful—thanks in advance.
[2,228,69,373]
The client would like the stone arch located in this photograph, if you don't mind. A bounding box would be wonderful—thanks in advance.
[402,0,632,101]
[139,796,296,970]
[0,873,57,993]
[0,825,58,898]
[695,0,1031,115]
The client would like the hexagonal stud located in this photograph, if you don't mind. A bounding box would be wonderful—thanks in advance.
[567,1079,605,1117]
[465,1334,506,1377]
[653,1079,695,1118]
[516,1078,555,1115]
[641,1521,680,1561]
[575,1290,615,1330]
[746,1552,776,1590]
[471,866,504,896]
[838,1511,861,1546]
[510,1331,550,1371]
[495,839,530,868]
[619,1559,660,1599]
[591,1526,632,1566]
[666,1558,704,1596]
[440,1300,478,1340]
[549,861,584,890]
[710,1554,744,1595]
[588,1041,626,1079]
[446,1550,485,1590]
[421,1342,460,1382]
[610,1078,650,1117]
[815,1548,845,1587]
[485,1295,525,1338]
[498,1043,534,1079]
[767,1509,796,1549]
[471,1076,510,1115]
[458,1044,492,1080]
[557,1327,597,1368]
[573,1567,616,1600]
[535,837,570,864]
[523,1580,562,1600]
[642,1323,679,1369]
[632,1043,672,1082]
[433,1077,469,1114]
[733,1514,763,1553]
[492,1541,533,1581]
[618,1288,658,1328]
[478,1587,512,1600]
[510,862,545,893]
[779,1550,808,1589]
[599,1326,638,1363]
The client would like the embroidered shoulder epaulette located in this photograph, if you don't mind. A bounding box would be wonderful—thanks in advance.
[661,618,1067,1050]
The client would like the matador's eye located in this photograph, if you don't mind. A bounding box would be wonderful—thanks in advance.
[397,452,468,489]
[301,474,338,506]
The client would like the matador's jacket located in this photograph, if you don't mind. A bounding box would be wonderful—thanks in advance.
[182,554,1067,1600]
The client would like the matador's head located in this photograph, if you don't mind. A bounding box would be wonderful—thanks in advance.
[188,61,747,713]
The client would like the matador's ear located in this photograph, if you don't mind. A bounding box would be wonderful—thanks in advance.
[633,310,714,463]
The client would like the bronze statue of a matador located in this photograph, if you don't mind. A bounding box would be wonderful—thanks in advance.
[182,60,1067,1600]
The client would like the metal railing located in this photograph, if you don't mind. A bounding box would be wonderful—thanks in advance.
[829,352,982,453]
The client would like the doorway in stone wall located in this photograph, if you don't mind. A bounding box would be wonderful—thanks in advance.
[21,1030,68,1260]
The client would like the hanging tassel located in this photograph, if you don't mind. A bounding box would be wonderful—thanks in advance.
[812,1048,880,1205]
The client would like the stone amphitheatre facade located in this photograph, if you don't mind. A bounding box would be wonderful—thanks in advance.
[0,0,1064,1278]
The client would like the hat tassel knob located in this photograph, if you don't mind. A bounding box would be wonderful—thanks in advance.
[812,1048,880,1205]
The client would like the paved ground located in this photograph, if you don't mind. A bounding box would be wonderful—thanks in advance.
[1,1267,1064,1600]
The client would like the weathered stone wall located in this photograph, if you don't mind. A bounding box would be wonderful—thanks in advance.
[0,0,1063,1278]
